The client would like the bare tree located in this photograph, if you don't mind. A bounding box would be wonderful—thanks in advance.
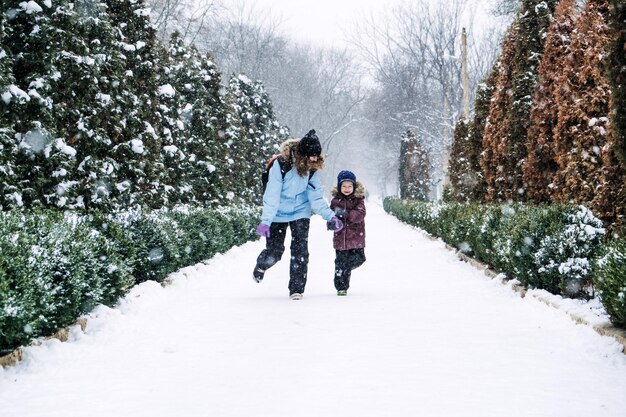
[191,2,365,190]
[146,0,221,43]
[491,0,521,17]
[349,0,504,198]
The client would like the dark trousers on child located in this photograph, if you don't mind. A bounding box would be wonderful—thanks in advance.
[334,248,366,291]
[255,218,310,295]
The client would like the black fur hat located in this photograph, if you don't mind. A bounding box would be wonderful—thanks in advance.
[298,129,322,157]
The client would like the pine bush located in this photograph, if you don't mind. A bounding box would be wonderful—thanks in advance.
[0,205,260,353]
[596,238,626,327]
[384,198,607,301]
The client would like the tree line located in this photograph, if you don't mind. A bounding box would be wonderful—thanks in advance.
[0,0,284,212]
[448,0,625,234]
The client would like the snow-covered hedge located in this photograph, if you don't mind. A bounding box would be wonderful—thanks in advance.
[596,239,626,327]
[0,206,259,354]
[383,198,608,300]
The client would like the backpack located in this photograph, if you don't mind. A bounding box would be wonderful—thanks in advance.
[261,154,315,193]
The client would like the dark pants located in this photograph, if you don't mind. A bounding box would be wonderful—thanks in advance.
[334,248,366,291]
[255,218,310,295]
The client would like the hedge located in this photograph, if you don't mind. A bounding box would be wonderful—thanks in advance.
[383,198,625,327]
[0,205,259,354]
[596,238,626,327]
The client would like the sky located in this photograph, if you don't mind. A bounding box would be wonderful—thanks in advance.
[1,201,625,417]
[235,0,401,47]
[224,0,498,48]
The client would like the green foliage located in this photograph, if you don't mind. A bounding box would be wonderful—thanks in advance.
[1,2,282,212]
[596,238,626,327]
[384,198,607,301]
[0,204,260,353]
[0,210,133,351]
[607,0,626,172]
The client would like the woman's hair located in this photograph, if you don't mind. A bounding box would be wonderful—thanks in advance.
[294,151,325,177]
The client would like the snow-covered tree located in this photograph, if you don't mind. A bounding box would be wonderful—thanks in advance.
[178,48,230,206]
[449,69,496,202]
[50,1,131,210]
[481,0,557,202]
[448,118,470,201]
[399,129,430,201]
[106,0,164,209]
[594,0,626,234]
[607,0,626,174]
[523,0,576,204]
[156,34,189,205]
[552,0,612,207]
[159,32,233,207]
[223,74,283,205]
[0,9,18,208]
[3,0,86,208]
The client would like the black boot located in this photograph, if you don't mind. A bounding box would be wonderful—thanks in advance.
[252,266,265,283]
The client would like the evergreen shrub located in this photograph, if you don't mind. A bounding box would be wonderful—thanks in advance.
[384,197,608,302]
[0,205,260,354]
[596,238,626,327]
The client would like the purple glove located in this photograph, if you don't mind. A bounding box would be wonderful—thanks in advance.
[328,216,343,232]
[256,223,271,238]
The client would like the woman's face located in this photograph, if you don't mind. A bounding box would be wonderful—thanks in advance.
[340,181,354,196]
[306,155,320,170]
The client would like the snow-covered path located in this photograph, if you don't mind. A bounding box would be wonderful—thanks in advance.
[1,202,625,417]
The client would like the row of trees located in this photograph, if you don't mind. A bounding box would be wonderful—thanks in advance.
[141,0,366,191]
[141,0,507,197]
[350,0,507,197]
[0,0,284,211]
[448,0,625,233]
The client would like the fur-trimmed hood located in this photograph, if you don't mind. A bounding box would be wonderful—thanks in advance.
[331,181,366,199]
[279,138,325,176]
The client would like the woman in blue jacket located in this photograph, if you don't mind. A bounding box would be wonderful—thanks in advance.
[253,130,343,300]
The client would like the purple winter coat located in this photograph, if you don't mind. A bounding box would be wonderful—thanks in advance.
[330,181,366,251]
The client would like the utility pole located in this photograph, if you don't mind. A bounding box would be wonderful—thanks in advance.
[462,27,470,120]
[441,27,470,199]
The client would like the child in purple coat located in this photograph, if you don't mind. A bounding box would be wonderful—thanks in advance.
[329,170,366,296]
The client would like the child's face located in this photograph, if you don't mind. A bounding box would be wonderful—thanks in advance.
[340,181,354,196]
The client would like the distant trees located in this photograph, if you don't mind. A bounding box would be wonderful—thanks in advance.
[352,0,504,198]
[147,0,219,44]
[399,129,430,201]
[196,1,364,160]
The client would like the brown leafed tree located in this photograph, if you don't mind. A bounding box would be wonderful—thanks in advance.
[523,0,577,203]
[606,0,626,173]
[466,69,498,202]
[481,0,557,202]
[449,69,495,202]
[552,0,613,209]
[481,24,517,202]
[449,118,471,201]
[594,0,626,235]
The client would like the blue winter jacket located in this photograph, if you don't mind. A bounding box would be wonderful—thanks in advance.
[260,158,335,225]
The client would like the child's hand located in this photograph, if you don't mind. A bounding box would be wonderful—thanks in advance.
[328,216,343,232]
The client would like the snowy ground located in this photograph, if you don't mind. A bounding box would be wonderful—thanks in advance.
[1,201,625,417]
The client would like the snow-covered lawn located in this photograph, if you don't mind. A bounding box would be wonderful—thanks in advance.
[1,202,625,417]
